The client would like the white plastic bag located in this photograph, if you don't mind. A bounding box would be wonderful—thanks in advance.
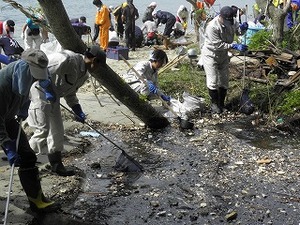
[40,39,63,55]
[182,91,205,113]
[163,98,186,119]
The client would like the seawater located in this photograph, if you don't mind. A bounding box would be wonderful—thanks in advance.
[0,0,256,45]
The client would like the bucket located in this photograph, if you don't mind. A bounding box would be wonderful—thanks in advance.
[242,27,265,45]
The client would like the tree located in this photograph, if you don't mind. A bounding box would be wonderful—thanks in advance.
[255,0,291,46]
[4,0,169,129]
[186,0,201,42]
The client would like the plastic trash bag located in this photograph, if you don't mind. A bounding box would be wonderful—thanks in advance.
[239,89,254,115]
[182,91,205,113]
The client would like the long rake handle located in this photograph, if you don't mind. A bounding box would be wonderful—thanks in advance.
[242,4,248,89]
[34,86,127,154]
[59,103,127,154]
[34,87,141,169]
[3,119,22,225]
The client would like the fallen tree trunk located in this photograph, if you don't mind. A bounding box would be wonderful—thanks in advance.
[37,0,169,129]
[90,64,170,129]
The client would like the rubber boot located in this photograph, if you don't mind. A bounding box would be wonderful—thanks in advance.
[208,89,221,114]
[48,152,75,176]
[18,167,61,213]
[219,87,227,113]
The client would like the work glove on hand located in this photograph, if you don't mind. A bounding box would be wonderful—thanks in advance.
[160,94,171,102]
[71,104,86,123]
[2,140,20,166]
[39,79,56,102]
[147,81,158,94]
[239,22,248,32]
[231,43,248,52]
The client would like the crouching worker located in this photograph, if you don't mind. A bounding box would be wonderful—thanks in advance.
[27,45,106,176]
[0,49,60,213]
[0,34,24,66]
[122,49,170,102]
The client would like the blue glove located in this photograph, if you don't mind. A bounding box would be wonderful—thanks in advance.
[147,81,158,94]
[39,79,56,102]
[231,43,248,52]
[161,94,171,102]
[239,22,248,32]
[71,104,86,123]
[2,140,20,166]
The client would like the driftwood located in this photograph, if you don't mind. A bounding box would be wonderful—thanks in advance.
[231,47,300,88]
[158,54,187,75]
[276,69,300,87]
[244,76,270,84]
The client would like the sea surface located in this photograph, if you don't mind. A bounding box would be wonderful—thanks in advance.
[0,0,256,44]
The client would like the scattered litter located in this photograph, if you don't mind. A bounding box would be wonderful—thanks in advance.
[79,131,100,137]
[256,158,272,164]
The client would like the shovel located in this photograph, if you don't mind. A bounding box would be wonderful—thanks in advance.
[59,103,144,173]
[120,55,194,130]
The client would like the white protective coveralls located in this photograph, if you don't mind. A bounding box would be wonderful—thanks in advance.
[176,5,188,32]
[28,50,89,154]
[121,60,164,98]
[200,15,242,90]
[23,18,43,50]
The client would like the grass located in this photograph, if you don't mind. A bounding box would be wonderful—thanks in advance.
[159,60,300,119]
[159,61,209,103]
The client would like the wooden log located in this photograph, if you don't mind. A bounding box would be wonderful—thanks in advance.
[279,52,294,60]
[244,76,269,84]
[90,64,170,129]
[282,69,300,86]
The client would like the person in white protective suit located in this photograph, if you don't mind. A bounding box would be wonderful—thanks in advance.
[27,45,106,176]
[200,6,248,114]
[122,49,170,102]
[21,15,44,50]
[176,5,189,35]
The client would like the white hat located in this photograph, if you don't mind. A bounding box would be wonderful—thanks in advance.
[149,2,157,7]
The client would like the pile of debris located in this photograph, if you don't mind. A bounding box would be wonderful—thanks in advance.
[230,48,300,88]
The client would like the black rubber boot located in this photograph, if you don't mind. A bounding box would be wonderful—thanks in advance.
[18,167,61,213]
[48,152,75,176]
[208,89,221,114]
[219,87,227,113]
